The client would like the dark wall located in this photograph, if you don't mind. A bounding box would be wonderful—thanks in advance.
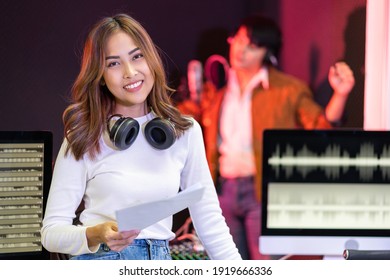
[0,0,262,156]
[278,0,366,128]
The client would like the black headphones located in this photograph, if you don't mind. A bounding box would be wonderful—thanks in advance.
[107,114,176,150]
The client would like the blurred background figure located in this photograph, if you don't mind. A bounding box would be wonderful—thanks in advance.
[176,14,354,260]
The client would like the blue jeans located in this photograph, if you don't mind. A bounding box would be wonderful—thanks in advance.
[218,176,269,260]
[70,239,172,260]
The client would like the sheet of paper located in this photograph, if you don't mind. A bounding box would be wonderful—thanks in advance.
[116,182,206,231]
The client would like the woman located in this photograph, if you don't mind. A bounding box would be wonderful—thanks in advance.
[41,13,241,260]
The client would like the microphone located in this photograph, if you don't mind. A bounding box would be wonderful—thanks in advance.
[187,60,203,103]
[204,54,229,89]
[343,249,390,260]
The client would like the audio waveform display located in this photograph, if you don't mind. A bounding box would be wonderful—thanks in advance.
[262,130,390,251]
[267,183,390,229]
[268,143,390,181]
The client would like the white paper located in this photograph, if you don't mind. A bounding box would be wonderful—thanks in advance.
[115,182,206,231]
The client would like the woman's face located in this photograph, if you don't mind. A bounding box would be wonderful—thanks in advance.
[229,26,267,73]
[102,30,154,117]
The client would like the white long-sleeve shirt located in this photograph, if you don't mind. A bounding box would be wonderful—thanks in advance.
[41,113,241,260]
[219,67,268,178]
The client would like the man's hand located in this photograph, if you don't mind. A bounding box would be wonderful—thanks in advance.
[328,61,355,97]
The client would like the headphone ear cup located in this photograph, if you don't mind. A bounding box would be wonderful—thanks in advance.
[144,117,176,150]
[264,50,278,66]
[110,117,140,150]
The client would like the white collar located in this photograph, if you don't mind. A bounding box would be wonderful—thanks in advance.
[227,66,269,95]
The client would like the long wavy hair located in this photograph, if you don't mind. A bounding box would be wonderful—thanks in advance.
[63,14,193,160]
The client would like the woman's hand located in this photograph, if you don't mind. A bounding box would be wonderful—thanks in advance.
[86,221,140,252]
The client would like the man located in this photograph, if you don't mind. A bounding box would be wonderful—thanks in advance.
[178,14,354,259]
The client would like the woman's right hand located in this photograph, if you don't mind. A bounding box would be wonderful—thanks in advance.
[86,221,140,252]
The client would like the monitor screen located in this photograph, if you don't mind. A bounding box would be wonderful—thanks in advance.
[0,131,52,259]
[260,129,390,258]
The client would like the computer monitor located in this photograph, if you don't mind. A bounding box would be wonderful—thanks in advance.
[0,131,52,260]
[260,129,390,258]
